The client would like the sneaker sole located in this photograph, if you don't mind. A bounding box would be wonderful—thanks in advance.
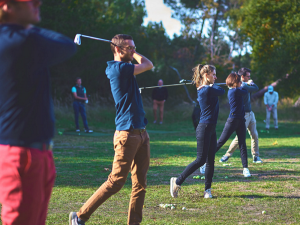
[170,177,177,198]
[204,194,212,198]
[253,161,263,163]
[69,212,76,225]
[219,158,229,163]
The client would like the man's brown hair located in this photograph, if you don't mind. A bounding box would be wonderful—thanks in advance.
[226,72,241,88]
[238,67,251,76]
[110,34,133,54]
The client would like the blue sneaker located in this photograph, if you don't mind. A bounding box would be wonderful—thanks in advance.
[69,212,85,225]
[219,155,229,163]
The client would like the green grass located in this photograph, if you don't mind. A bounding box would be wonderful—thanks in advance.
[1,103,300,224]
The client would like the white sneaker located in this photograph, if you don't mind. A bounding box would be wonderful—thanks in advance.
[204,188,212,198]
[170,177,181,198]
[253,156,263,163]
[199,163,206,174]
[75,129,80,132]
[243,168,251,177]
[69,212,85,225]
[85,130,93,133]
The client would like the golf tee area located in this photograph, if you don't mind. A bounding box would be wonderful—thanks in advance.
[2,102,296,225]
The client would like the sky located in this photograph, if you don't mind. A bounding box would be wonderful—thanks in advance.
[143,0,251,56]
[143,0,182,38]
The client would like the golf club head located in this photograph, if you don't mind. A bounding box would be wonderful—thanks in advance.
[179,79,192,84]
[74,34,82,45]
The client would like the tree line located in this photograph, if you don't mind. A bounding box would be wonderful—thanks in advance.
[41,0,300,102]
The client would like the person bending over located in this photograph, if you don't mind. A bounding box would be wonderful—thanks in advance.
[69,34,153,225]
[170,64,225,199]
[264,85,279,130]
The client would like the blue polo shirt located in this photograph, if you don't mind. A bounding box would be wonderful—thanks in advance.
[197,85,225,124]
[106,61,147,130]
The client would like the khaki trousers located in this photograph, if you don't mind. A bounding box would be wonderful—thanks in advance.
[77,130,150,225]
[225,111,259,157]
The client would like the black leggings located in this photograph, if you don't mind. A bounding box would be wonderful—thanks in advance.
[176,123,217,190]
[216,118,248,168]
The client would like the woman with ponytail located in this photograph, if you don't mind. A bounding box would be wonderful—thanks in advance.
[200,73,251,177]
[170,64,225,199]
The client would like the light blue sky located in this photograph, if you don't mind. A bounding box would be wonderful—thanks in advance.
[143,0,251,56]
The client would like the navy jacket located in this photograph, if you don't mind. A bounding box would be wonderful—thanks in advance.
[240,82,258,112]
[0,24,76,145]
[197,85,225,124]
[228,88,248,119]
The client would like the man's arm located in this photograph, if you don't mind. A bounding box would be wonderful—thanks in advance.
[241,82,259,93]
[273,92,279,106]
[29,27,77,67]
[72,87,87,101]
[72,92,87,101]
[264,93,268,106]
[133,52,153,76]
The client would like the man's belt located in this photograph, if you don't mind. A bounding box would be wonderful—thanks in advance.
[28,141,53,151]
[127,128,146,134]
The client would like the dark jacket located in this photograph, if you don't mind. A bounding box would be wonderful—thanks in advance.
[0,24,76,145]
[152,87,168,101]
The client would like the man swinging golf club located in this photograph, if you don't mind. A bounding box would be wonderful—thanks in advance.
[69,34,153,225]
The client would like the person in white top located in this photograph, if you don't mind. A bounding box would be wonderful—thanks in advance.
[264,86,279,130]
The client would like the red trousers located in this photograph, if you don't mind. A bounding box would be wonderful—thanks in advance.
[0,145,56,225]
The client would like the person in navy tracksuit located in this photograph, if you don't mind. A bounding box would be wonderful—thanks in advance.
[170,64,225,199]
[215,73,252,178]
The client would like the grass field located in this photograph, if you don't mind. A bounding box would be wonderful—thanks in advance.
[1,102,300,224]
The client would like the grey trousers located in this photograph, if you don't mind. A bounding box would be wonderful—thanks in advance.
[265,106,278,129]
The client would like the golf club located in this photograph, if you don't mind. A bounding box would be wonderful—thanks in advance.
[74,34,114,45]
[139,80,226,93]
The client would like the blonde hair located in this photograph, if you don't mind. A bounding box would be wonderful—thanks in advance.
[191,64,216,88]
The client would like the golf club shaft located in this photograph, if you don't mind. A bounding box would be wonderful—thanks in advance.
[80,35,111,43]
[139,83,226,92]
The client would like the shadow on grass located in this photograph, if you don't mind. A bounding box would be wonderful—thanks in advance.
[223,194,300,199]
